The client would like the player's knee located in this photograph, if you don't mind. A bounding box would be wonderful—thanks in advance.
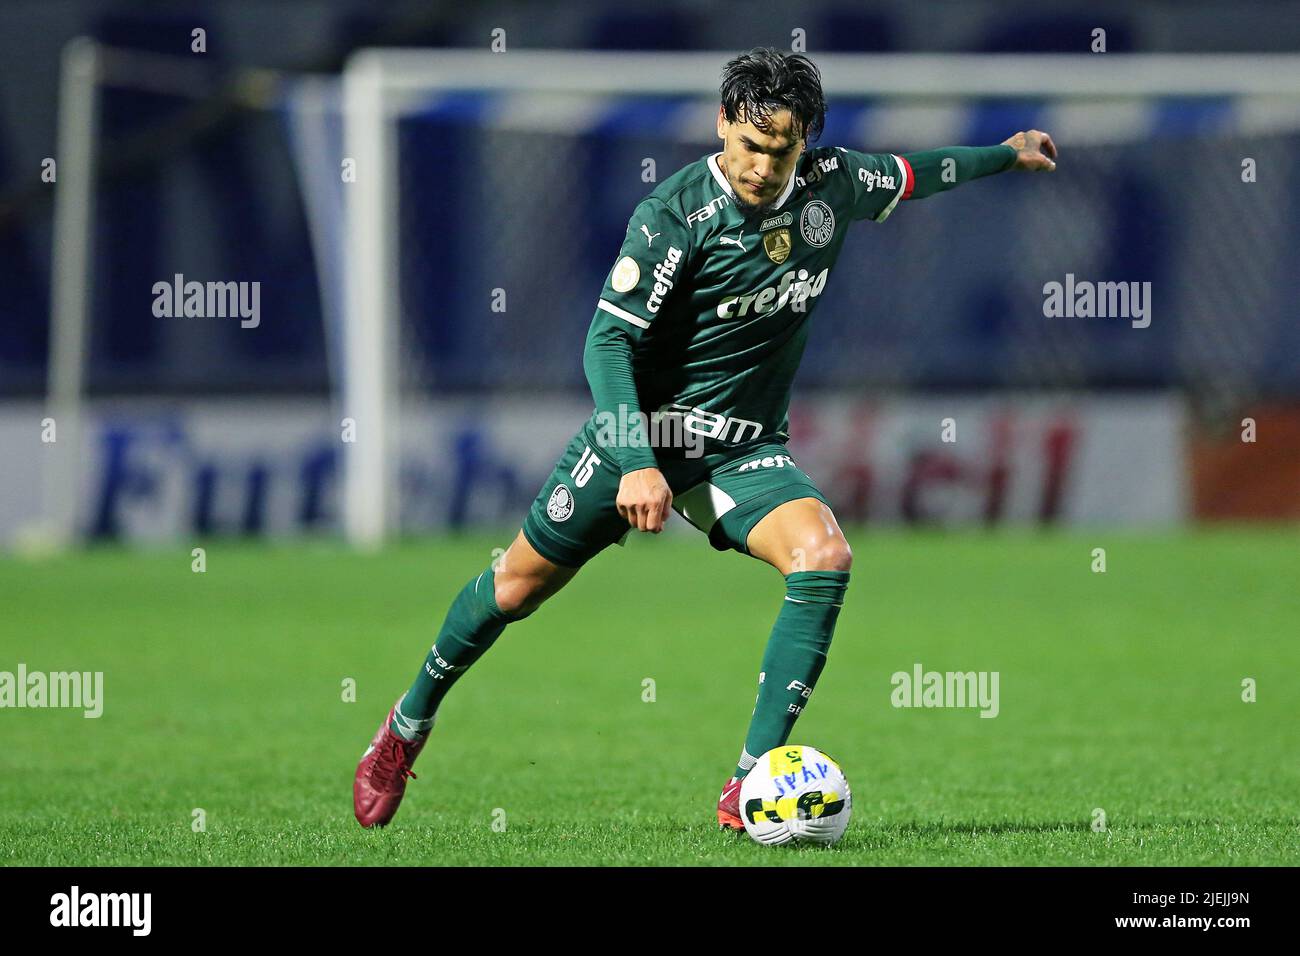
[492,571,549,620]
[800,536,852,573]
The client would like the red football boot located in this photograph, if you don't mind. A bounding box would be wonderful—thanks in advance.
[353,701,429,828]
[717,776,745,832]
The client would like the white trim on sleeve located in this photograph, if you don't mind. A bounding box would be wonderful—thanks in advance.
[597,298,651,329]
[873,154,911,223]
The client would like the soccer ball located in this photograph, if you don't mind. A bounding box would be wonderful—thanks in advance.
[739,745,852,847]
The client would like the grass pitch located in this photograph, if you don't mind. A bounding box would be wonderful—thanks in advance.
[1,528,1297,866]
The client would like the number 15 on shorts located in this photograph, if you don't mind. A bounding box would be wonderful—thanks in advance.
[571,446,602,488]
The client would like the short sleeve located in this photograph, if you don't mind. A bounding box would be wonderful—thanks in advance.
[596,198,691,333]
[838,148,915,223]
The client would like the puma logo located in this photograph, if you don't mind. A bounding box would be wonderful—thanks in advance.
[719,231,746,251]
[640,224,660,246]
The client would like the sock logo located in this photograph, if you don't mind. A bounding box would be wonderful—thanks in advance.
[786,679,814,715]
[422,645,462,683]
[431,646,460,673]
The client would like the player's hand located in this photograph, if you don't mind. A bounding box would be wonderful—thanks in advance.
[1002,129,1057,172]
[617,467,672,533]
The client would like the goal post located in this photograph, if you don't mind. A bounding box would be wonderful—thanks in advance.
[42,37,101,550]
[38,38,318,551]
[341,54,402,550]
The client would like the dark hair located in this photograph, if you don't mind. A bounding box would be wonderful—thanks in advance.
[720,48,827,143]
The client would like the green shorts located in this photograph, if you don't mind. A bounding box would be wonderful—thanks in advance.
[521,419,830,568]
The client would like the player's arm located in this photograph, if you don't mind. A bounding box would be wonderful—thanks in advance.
[843,130,1057,221]
[904,130,1057,198]
[583,198,691,533]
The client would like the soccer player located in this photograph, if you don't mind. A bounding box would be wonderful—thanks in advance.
[354,47,1057,829]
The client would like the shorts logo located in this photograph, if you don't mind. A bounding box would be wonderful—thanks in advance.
[546,484,574,522]
[800,200,835,247]
[736,454,797,472]
[611,256,640,293]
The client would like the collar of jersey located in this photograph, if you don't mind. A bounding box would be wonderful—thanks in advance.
[707,152,799,213]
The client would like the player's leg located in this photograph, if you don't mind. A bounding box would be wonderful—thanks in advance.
[738,495,851,764]
[395,421,627,733]
[715,497,851,830]
[353,534,574,829]
[389,529,577,741]
[355,422,628,827]
[677,448,850,829]
[746,496,852,575]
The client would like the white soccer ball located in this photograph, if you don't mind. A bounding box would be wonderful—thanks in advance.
[739,745,852,847]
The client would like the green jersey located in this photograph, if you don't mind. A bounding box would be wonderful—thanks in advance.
[583,143,1015,473]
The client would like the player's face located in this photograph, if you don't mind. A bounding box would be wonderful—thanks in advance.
[715,105,805,215]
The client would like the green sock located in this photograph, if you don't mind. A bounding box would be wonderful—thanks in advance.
[390,566,522,740]
[735,570,849,779]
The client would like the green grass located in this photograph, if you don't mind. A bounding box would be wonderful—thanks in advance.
[1,528,1298,865]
